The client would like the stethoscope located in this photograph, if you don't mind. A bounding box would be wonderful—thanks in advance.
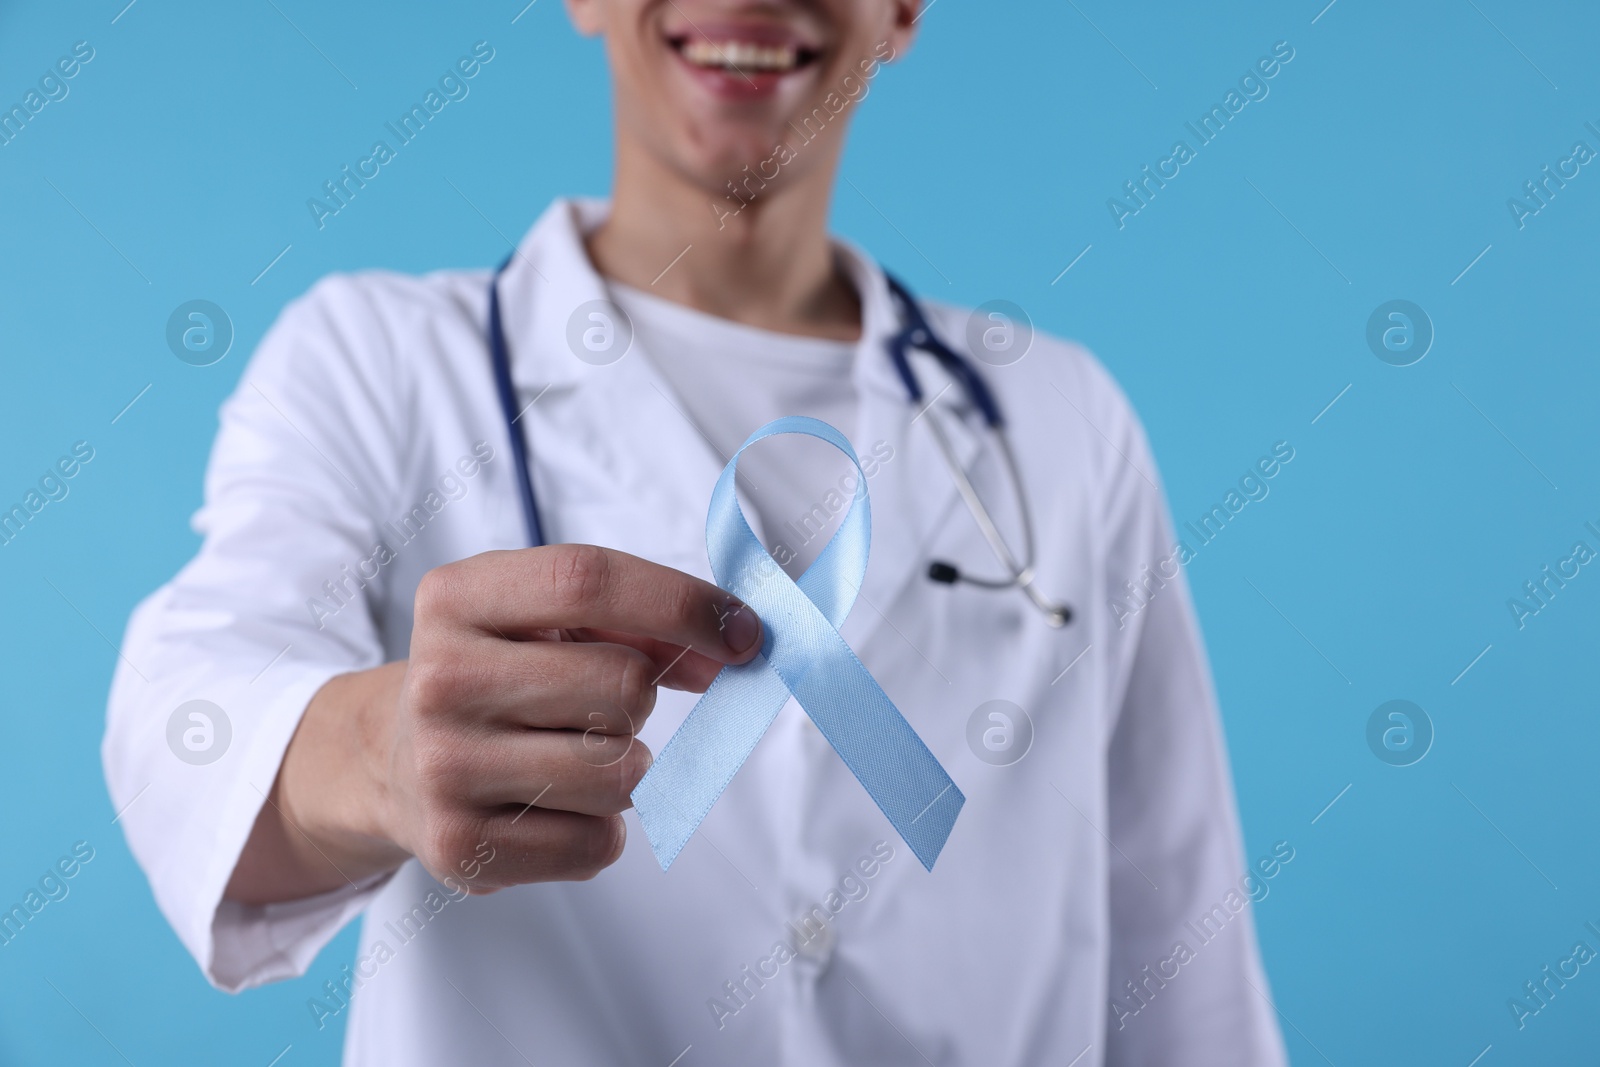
[486,258,1073,628]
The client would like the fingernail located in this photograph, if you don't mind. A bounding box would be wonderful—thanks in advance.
[721,599,762,655]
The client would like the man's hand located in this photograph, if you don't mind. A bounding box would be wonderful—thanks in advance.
[225,545,762,904]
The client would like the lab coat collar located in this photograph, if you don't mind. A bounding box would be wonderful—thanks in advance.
[498,197,615,394]
[499,197,987,644]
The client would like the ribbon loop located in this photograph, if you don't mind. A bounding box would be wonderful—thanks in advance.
[631,416,964,872]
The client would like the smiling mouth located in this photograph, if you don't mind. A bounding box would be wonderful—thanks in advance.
[668,35,821,76]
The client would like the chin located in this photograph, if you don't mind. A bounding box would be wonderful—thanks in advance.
[687,128,797,180]
[616,2,882,202]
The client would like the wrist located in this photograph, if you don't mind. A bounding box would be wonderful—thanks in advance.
[226,663,410,904]
[284,662,411,872]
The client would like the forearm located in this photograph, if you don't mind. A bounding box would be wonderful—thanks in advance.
[225,662,410,905]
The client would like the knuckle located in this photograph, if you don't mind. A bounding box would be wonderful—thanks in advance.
[405,657,461,713]
[410,729,468,796]
[413,564,464,620]
[621,740,652,790]
[614,650,654,724]
[662,578,704,637]
[585,739,650,808]
[601,741,651,812]
[572,816,626,879]
[545,544,611,613]
[417,808,486,880]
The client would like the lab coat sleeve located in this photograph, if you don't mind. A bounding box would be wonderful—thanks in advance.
[1082,360,1289,1066]
[104,274,409,992]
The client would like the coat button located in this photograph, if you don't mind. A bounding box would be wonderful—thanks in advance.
[795,917,836,970]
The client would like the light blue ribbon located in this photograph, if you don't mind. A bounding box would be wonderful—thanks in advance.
[631,416,964,872]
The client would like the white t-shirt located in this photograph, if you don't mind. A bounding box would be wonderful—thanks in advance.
[608,280,859,577]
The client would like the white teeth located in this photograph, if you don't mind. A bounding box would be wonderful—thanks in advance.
[680,38,799,73]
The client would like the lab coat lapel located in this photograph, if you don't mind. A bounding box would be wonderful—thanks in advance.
[498,198,725,580]
[841,249,988,654]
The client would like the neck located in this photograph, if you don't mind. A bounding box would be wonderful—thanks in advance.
[585,139,861,341]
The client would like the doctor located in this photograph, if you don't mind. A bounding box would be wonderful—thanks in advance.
[105,0,1286,1063]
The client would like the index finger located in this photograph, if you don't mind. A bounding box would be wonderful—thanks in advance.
[426,545,764,664]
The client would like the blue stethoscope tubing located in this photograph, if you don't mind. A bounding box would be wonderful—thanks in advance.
[487,257,546,550]
[485,256,1071,626]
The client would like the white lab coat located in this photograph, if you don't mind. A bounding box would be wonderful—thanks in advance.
[105,198,1286,1066]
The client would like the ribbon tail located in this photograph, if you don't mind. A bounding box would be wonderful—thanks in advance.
[630,657,790,870]
[785,649,966,872]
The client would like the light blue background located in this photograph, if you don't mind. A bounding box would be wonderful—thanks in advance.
[3,0,1598,1063]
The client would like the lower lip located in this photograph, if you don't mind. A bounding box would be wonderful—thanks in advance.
[670,48,807,101]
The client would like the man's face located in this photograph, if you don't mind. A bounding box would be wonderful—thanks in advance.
[568,0,916,195]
